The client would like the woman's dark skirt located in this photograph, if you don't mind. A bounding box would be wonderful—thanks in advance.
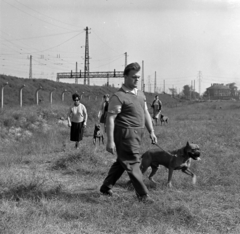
[70,121,84,142]
[100,112,108,124]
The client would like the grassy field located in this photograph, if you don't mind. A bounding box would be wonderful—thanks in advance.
[0,99,240,234]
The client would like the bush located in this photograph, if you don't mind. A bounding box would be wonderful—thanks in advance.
[3,117,16,128]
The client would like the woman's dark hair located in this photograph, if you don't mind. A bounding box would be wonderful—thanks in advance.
[123,62,141,76]
[72,93,80,101]
[103,94,109,99]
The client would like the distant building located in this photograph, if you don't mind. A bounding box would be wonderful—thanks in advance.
[206,83,232,100]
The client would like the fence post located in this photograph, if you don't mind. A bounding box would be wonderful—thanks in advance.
[19,84,26,107]
[35,86,43,105]
[62,89,67,102]
[61,89,72,102]
[81,92,84,100]
[49,88,56,105]
[1,82,9,109]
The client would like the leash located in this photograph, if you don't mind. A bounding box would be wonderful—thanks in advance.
[152,142,177,157]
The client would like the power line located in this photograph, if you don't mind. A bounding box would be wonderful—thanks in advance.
[91,29,122,54]
[32,31,83,53]
[2,30,82,41]
[2,0,76,31]
[92,55,123,69]
[13,0,80,29]
[1,31,84,55]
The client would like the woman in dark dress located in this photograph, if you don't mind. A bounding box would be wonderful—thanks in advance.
[67,93,88,149]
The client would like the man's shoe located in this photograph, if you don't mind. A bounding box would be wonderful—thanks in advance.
[100,188,113,196]
[138,194,155,204]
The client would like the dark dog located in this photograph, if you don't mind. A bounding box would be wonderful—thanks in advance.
[93,124,104,145]
[140,142,201,187]
[160,114,168,125]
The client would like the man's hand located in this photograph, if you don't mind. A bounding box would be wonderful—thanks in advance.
[98,111,102,119]
[106,140,116,155]
[83,122,87,128]
[150,131,157,144]
[68,122,71,127]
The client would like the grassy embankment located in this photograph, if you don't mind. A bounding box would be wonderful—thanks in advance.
[0,74,180,108]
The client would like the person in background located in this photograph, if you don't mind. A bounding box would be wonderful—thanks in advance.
[100,62,157,204]
[98,94,109,132]
[67,93,88,149]
[151,95,162,126]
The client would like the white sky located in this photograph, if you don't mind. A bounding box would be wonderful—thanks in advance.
[1,0,240,94]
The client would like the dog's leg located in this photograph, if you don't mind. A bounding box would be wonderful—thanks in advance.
[93,138,96,145]
[148,166,159,184]
[182,168,196,185]
[167,168,174,188]
[102,136,104,145]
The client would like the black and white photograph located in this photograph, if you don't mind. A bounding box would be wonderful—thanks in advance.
[1,0,240,233]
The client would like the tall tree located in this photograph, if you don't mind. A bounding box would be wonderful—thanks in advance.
[169,88,177,96]
[183,85,190,98]
[226,83,238,96]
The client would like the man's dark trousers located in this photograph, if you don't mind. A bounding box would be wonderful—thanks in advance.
[101,126,149,196]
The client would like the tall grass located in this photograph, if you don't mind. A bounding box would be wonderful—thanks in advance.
[0,100,240,233]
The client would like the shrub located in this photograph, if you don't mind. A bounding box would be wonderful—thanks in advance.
[3,117,16,128]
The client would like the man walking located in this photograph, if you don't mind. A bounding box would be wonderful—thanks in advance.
[100,62,157,203]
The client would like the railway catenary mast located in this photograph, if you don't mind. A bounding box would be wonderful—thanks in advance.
[56,26,125,84]
[84,27,90,85]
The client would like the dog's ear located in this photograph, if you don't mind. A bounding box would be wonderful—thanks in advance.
[186,141,190,146]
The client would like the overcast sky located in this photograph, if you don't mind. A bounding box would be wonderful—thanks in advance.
[1,0,240,94]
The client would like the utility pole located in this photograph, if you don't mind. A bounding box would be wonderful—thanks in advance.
[75,62,78,84]
[124,52,127,67]
[198,71,202,96]
[190,81,192,100]
[148,76,151,93]
[84,26,90,85]
[154,71,157,93]
[29,55,32,79]
[107,73,109,86]
[163,80,165,93]
[141,60,144,91]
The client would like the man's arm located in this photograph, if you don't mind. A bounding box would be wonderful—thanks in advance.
[83,105,88,127]
[67,108,72,127]
[98,102,105,119]
[106,113,117,154]
[144,103,157,144]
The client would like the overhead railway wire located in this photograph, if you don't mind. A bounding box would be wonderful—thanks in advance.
[2,0,78,31]
[91,29,123,54]
[13,0,81,30]
[1,30,83,42]
[0,31,84,55]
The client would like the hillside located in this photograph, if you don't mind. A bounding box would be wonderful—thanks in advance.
[0,74,181,108]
